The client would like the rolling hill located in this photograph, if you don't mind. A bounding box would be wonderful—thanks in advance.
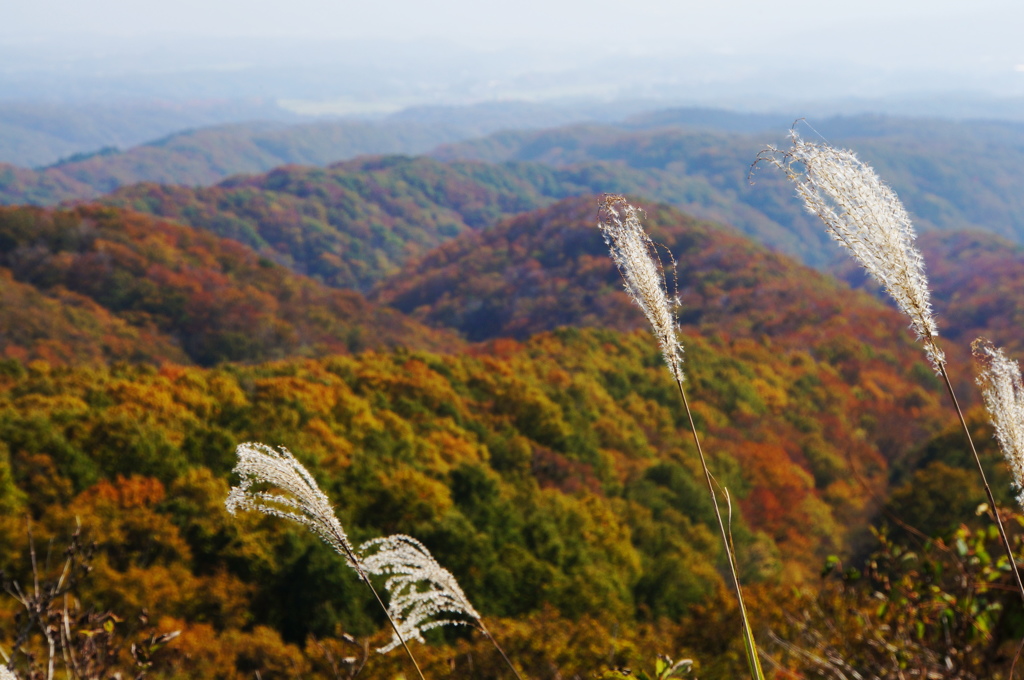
[432,116,1024,266]
[368,195,904,352]
[100,157,582,291]
[0,98,298,168]
[0,204,459,366]
[7,109,1024,278]
[0,99,661,206]
[0,119,475,205]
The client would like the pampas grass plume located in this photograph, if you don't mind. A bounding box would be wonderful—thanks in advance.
[597,194,684,382]
[361,535,481,653]
[226,442,360,568]
[758,131,944,370]
[973,338,1024,507]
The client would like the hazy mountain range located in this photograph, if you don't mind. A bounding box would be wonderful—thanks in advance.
[5,107,1023,272]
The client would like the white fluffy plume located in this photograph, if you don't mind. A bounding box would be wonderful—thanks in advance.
[759,131,944,370]
[597,194,684,382]
[973,339,1024,508]
[225,442,360,568]
[360,534,481,653]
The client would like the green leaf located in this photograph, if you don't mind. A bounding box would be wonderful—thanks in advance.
[821,555,840,577]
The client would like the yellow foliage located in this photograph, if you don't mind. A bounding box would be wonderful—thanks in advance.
[376,467,453,527]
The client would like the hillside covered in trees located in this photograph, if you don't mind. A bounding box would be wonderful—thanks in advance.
[0,100,656,204]
[0,205,458,365]
[0,316,958,677]
[3,110,1024,678]
[434,117,1024,265]
[5,111,1024,275]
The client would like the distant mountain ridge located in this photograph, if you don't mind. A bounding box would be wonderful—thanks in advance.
[432,115,1024,265]
[0,119,479,205]
[0,98,300,168]
[5,107,1024,273]
[0,99,660,205]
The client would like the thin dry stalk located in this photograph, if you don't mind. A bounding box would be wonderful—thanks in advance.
[598,194,765,680]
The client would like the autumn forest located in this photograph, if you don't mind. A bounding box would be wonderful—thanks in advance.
[3,110,1024,679]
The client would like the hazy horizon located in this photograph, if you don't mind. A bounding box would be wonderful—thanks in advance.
[3,0,1024,114]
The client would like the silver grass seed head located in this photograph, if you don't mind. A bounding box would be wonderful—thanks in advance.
[973,338,1024,509]
[360,534,480,653]
[0,666,17,680]
[597,195,685,383]
[226,442,361,569]
[759,131,944,371]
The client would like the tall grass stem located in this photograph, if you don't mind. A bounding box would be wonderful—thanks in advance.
[937,364,1024,605]
[676,380,765,679]
[598,195,764,679]
[476,621,525,680]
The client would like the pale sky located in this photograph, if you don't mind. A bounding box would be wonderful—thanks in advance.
[4,0,1024,109]
[4,0,1022,61]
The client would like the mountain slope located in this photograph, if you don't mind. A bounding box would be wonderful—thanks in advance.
[372,195,929,357]
[0,268,189,365]
[8,109,1023,276]
[0,98,299,168]
[0,324,948,672]
[0,204,459,365]
[0,99,656,206]
[370,195,954,471]
[101,157,591,290]
[432,116,1024,266]
[0,118,497,205]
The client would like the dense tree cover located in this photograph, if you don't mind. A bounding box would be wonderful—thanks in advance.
[0,205,458,365]
[434,118,1024,266]
[372,195,929,359]
[0,319,951,677]
[100,157,583,291]
[0,268,188,365]
[0,117,514,205]
[0,162,95,205]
